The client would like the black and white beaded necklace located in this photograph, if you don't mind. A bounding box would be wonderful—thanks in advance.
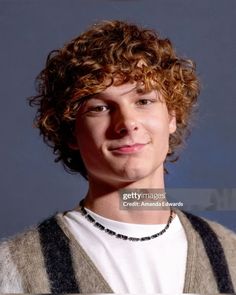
[79,200,174,242]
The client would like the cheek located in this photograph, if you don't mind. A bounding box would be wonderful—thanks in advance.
[75,119,106,151]
[144,115,170,137]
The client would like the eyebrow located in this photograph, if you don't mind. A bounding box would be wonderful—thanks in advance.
[119,85,142,96]
[93,86,147,100]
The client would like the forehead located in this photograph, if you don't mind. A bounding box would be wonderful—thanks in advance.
[97,82,156,99]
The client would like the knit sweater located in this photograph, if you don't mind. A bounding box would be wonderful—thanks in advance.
[0,209,236,293]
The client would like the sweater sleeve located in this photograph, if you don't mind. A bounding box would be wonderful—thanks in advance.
[0,241,24,293]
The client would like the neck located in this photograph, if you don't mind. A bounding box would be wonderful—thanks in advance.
[75,166,173,224]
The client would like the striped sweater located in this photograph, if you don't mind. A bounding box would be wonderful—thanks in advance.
[0,209,236,293]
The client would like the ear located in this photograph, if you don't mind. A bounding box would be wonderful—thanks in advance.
[168,110,177,134]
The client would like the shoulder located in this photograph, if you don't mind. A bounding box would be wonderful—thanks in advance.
[0,214,59,293]
[0,226,38,293]
[194,211,235,240]
[177,210,236,277]
[202,217,236,248]
[177,209,236,237]
[0,213,63,259]
[178,210,236,264]
[176,209,236,253]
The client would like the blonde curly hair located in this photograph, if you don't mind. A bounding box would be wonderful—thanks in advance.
[29,20,200,179]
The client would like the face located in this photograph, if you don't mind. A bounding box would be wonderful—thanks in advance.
[72,82,176,186]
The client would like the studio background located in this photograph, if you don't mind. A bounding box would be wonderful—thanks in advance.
[0,0,235,239]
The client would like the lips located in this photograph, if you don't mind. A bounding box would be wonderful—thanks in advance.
[109,143,148,154]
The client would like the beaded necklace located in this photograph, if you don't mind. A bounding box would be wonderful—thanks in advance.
[79,200,174,242]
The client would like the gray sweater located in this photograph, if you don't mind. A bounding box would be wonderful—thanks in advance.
[0,209,236,293]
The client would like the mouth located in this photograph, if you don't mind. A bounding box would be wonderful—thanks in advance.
[109,143,148,154]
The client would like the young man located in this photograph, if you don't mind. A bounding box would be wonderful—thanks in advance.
[1,20,236,293]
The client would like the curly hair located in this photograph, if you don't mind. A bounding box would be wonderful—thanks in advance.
[29,20,200,179]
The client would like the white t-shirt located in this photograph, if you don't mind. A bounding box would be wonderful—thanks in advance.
[64,208,187,293]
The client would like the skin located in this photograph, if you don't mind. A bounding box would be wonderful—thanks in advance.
[72,82,177,224]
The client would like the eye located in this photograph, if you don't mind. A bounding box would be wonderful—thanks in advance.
[136,98,156,105]
[88,105,109,113]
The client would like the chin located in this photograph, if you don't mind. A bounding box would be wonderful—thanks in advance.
[117,166,155,182]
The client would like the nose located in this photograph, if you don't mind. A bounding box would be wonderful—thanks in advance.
[113,107,139,135]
